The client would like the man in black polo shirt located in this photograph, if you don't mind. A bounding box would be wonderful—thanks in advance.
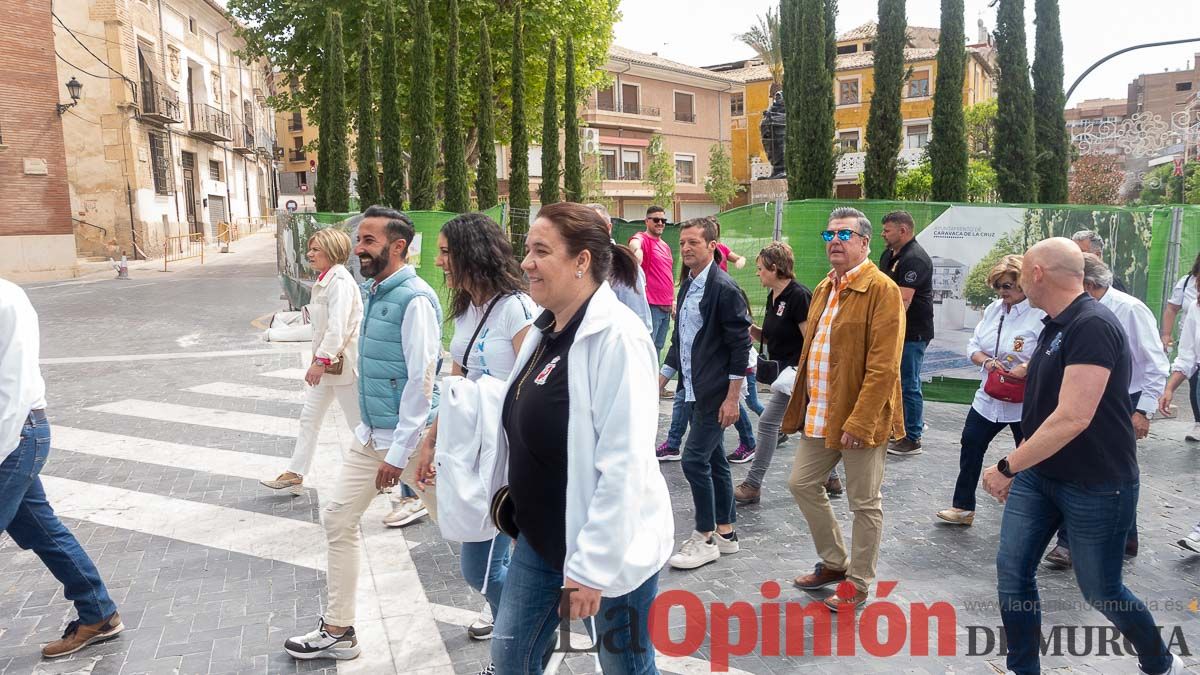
[878,211,934,456]
[981,238,1181,675]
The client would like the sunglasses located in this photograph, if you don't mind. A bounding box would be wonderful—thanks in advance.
[648,217,668,224]
[993,281,1017,291]
[820,229,862,242]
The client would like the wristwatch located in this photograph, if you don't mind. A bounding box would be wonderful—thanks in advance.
[997,456,1016,478]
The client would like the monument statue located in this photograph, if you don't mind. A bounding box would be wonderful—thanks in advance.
[759,91,787,179]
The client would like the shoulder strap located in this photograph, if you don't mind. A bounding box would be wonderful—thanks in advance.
[460,293,506,376]
[994,310,1005,358]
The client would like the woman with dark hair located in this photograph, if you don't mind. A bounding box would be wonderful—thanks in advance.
[488,202,672,674]
[1160,251,1200,441]
[409,212,538,642]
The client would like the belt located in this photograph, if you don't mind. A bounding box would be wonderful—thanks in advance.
[27,409,47,424]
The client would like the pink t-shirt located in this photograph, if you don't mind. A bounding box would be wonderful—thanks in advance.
[716,242,732,272]
[630,231,675,307]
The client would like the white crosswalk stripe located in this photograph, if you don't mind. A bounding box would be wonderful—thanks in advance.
[185,381,306,403]
[261,367,308,380]
[51,426,283,480]
[86,398,320,439]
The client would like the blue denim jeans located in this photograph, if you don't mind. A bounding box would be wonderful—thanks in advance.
[745,373,764,415]
[461,533,513,617]
[900,340,928,441]
[996,469,1171,675]
[951,407,1023,511]
[0,413,117,625]
[682,404,736,533]
[1190,371,1200,420]
[491,536,659,674]
[666,386,755,450]
[649,306,671,356]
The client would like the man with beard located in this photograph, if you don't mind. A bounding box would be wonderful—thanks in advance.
[284,206,442,661]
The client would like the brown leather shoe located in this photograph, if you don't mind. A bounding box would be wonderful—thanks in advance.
[824,474,843,498]
[734,482,760,505]
[1043,545,1072,570]
[42,612,123,659]
[793,562,847,590]
[824,588,869,612]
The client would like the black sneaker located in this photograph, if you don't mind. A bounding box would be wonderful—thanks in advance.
[777,433,789,446]
[886,437,923,456]
[477,665,496,675]
[284,619,361,660]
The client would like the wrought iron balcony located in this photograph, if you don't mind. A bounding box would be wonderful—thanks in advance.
[230,124,255,154]
[189,102,232,141]
[594,100,661,117]
[140,81,183,124]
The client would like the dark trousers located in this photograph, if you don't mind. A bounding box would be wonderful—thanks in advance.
[681,405,736,533]
[951,407,1024,511]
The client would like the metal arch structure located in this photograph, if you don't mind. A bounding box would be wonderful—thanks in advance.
[1066,37,1200,103]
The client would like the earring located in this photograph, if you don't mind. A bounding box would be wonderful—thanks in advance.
[575,270,583,279]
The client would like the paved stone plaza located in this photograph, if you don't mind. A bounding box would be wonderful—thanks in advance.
[2,234,1199,674]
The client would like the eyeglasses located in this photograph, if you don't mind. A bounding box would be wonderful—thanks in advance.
[648,217,667,224]
[821,229,862,242]
[993,281,1017,291]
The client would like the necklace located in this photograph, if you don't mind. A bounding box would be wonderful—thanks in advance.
[513,341,549,401]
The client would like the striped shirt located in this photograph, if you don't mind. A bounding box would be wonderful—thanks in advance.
[805,260,868,439]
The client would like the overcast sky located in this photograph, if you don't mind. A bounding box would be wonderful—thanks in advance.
[613,0,1200,107]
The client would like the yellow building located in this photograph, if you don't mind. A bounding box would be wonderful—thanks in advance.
[273,77,321,211]
[721,21,998,199]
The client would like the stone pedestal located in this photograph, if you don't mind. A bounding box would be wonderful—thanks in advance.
[750,178,788,204]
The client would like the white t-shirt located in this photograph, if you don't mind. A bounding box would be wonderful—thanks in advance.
[1168,274,1198,315]
[449,292,539,381]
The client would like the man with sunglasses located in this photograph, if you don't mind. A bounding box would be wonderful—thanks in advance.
[878,211,934,457]
[629,206,676,375]
[781,207,906,611]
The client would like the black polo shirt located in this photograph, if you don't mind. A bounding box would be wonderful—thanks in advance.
[1021,293,1137,483]
[879,239,934,342]
[761,280,812,368]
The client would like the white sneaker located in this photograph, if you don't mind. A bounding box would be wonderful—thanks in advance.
[283,618,361,660]
[1141,654,1186,674]
[1187,424,1200,442]
[668,531,720,570]
[467,603,493,640]
[715,530,740,554]
[382,497,428,528]
[1179,526,1200,553]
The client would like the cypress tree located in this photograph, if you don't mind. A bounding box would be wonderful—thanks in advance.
[475,20,499,210]
[509,0,531,227]
[863,0,906,199]
[994,0,1037,203]
[929,0,968,201]
[794,0,835,198]
[380,0,405,209]
[539,38,561,205]
[315,16,334,211]
[441,0,469,213]
[319,11,351,212]
[781,0,801,197]
[408,0,437,210]
[562,37,582,202]
[1032,0,1068,204]
[355,15,380,208]
[824,0,838,73]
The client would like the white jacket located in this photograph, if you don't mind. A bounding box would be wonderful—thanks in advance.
[307,264,363,386]
[435,373,507,543]
[490,282,674,597]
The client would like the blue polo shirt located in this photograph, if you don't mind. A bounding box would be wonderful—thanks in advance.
[1022,293,1137,483]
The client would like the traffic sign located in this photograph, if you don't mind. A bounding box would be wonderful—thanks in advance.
[1175,158,1186,177]
[300,184,309,193]
[286,200,298,212]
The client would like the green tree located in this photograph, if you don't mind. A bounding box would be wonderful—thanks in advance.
[965,99,998,158]
[562,37,583,202]
[379,0,405,209]
[863,0,906,199]
[508,0,531,226]
[789,0,835,199]
[897,158,998,202]
[539,38,561,205]
[354,15,380,208]
[994,0,1037,203]
[441,0,469,213]
[1032,0,1068,203]
[644,133,675,209]
[1068,155,1123,205]
[408,0,437,210]
[580,150,609,208]
[825,0,839,141]
[705,143,743,210]
[317,11,350,212]
[737,9,783,89]
[964,230,1025,308]
[475,20,499,210]
[928,0,968,201]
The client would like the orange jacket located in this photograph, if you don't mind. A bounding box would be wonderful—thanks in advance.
[781,260,906,449]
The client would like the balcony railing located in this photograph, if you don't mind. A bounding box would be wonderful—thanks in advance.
[230,124,255,154]
[288,117,303,132]
[594,100,661,117]
[255,128,273,156]
[674,111,696,123]
[189,102,232,141]
[289,150,306,162]
[140,81,183,124]
[602,170,642,181]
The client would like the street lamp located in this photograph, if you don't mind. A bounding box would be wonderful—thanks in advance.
[56,77,83,115]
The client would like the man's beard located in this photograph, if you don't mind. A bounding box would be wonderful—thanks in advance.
[359,247,390,278]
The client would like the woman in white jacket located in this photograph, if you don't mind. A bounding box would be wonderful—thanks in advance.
[262,228,363,490]
[1158,301,1200,552]
[489,202,673,674]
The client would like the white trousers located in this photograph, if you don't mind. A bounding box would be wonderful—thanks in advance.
[286,381,361,477]
[322,440,384,627]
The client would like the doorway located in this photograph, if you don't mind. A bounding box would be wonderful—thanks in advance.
[181,151,200,236]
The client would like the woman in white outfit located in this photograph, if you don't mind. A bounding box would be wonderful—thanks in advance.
[1158,291,1200,552]
[263,229,363,490]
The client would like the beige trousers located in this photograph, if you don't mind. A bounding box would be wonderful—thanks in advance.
[322,440,386,627]
[788,435,886,593]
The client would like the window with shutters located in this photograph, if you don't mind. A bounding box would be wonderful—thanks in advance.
[674,154,695,183]
[730,92,744,117]
[674,91,695,123]
[149,131,170,195]
[209,160,222,181]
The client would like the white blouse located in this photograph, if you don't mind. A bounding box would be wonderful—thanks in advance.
[448,293,539,381]
[1168,274,1199,315]
[1172,306,1200,379]
[966,298,1047,423]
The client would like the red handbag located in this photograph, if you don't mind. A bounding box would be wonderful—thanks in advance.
[983,314,1026,403]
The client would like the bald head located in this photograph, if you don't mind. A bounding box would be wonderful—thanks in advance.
[1021,237,1085,314]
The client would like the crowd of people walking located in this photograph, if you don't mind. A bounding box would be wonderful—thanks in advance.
[4,202,1195,675]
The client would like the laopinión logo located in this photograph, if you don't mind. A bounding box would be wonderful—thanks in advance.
[557,582,1192,672]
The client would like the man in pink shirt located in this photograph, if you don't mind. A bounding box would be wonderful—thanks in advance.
[629,205,677,361]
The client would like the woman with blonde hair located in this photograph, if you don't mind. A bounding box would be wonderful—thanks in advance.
[263,228,364,490]
[936,255,1045,526]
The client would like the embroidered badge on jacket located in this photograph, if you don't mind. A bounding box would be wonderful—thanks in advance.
[534,356,561,385]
